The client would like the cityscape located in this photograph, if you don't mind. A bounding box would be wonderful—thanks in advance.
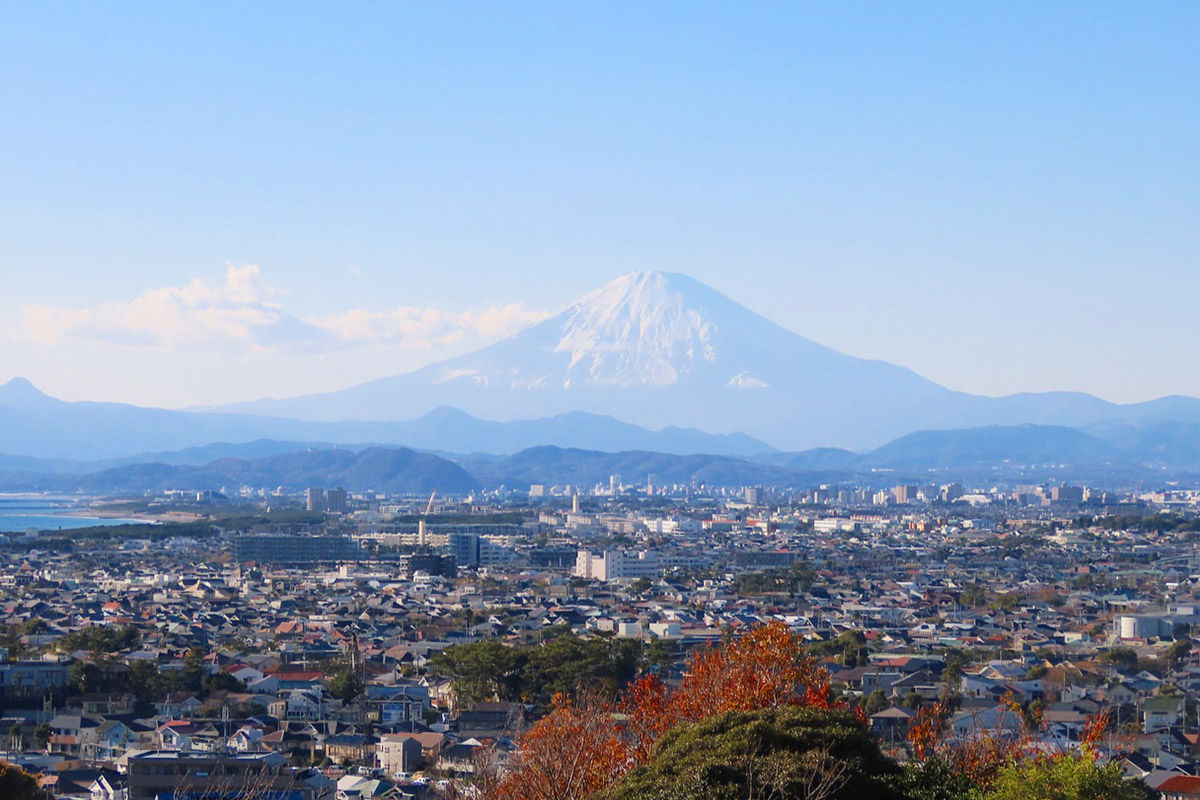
[4,4,1200,800]
[4,472,1200,799]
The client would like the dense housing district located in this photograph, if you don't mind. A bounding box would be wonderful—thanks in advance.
[4,478,1200,798]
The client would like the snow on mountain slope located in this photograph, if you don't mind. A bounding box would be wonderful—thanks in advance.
[553,272,717,387]
[83,270,1200,450]
[218,272,963,449]
[429,271,840,392]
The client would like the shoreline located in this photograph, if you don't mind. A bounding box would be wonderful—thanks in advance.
[45,510,155,525]
[60,508,157,520]
[59,508,201,525]
[69,510,207,524]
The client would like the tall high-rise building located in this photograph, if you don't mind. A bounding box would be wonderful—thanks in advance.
[447,532,481,567]
[326,486,349,514]
[1051,485,1084,503]
[305,487,325,512]
[941,483,965,503]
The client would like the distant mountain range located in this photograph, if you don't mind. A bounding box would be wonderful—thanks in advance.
[460,446,814,490]
[5,420,1200,497]
[763,425,1118,472]
[6,271,1200,474]
[756,422,1200,481]
[0,377,769,461]
[0,447,480,495]
[464,423,1200,487]
[208,271,1200,451]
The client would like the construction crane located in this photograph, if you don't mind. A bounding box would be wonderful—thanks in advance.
[423,490,437,515]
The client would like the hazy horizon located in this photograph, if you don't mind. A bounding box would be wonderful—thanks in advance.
[3,3,1199,408]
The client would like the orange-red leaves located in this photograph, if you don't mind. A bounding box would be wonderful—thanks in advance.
[490,622,839,800]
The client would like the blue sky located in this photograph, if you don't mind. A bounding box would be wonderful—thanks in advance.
[2,2,1198,407]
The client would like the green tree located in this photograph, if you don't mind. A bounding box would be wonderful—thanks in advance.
[789,560,817,592]
[993,593,1021,612]
[732,561,817,597]
[941,649,967,687]
[605,706,905,800]
[328,666,363,702]
[1100,647,1138,670]
[1167,637,1192,667]
[983,753,1153,800]
[432,635,644,708]
[203,670,247,695]
[0,619,46,659]
[58,625,140,654]
[808,630,868,666]
[128,659,162,714]
[181,647,207,692]
[862,689,889,716]
[959,584,987,607]
[431,640,522,706]
[521,635,642,702]
[33,724,50,749]
[836,630,868,667]
[893,756,978,800]
[68,661,102,694]
[629,578,653,595]
[128,659,159,692]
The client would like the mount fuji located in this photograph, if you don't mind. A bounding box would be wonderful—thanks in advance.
[217,271,1200,450]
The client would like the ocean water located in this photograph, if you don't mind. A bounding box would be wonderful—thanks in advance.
[0,495,149,533]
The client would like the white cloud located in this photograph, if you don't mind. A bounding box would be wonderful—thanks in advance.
[21,265,551,354]
[23,265,326,353]
[318,303,550,348]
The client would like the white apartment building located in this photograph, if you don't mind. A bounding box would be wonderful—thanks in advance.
[575,549,662,581]
[813,518,856,534]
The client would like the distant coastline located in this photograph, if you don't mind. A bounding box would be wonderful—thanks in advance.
[0,495,157,532]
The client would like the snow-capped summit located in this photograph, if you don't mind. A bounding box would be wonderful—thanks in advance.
[209,271,1200,450]
[421,269,874,400]
[553,271,718,388]
[221,271,961,449]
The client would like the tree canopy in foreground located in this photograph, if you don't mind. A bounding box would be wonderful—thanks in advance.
[605,706,903,800]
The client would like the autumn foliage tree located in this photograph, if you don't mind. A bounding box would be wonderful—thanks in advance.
[668,621,832,719]
[490,691,628,800]
[902,702,1149,800]
[452,623,1152,800]
[904,695,1037,791]
[484,622,842,800]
